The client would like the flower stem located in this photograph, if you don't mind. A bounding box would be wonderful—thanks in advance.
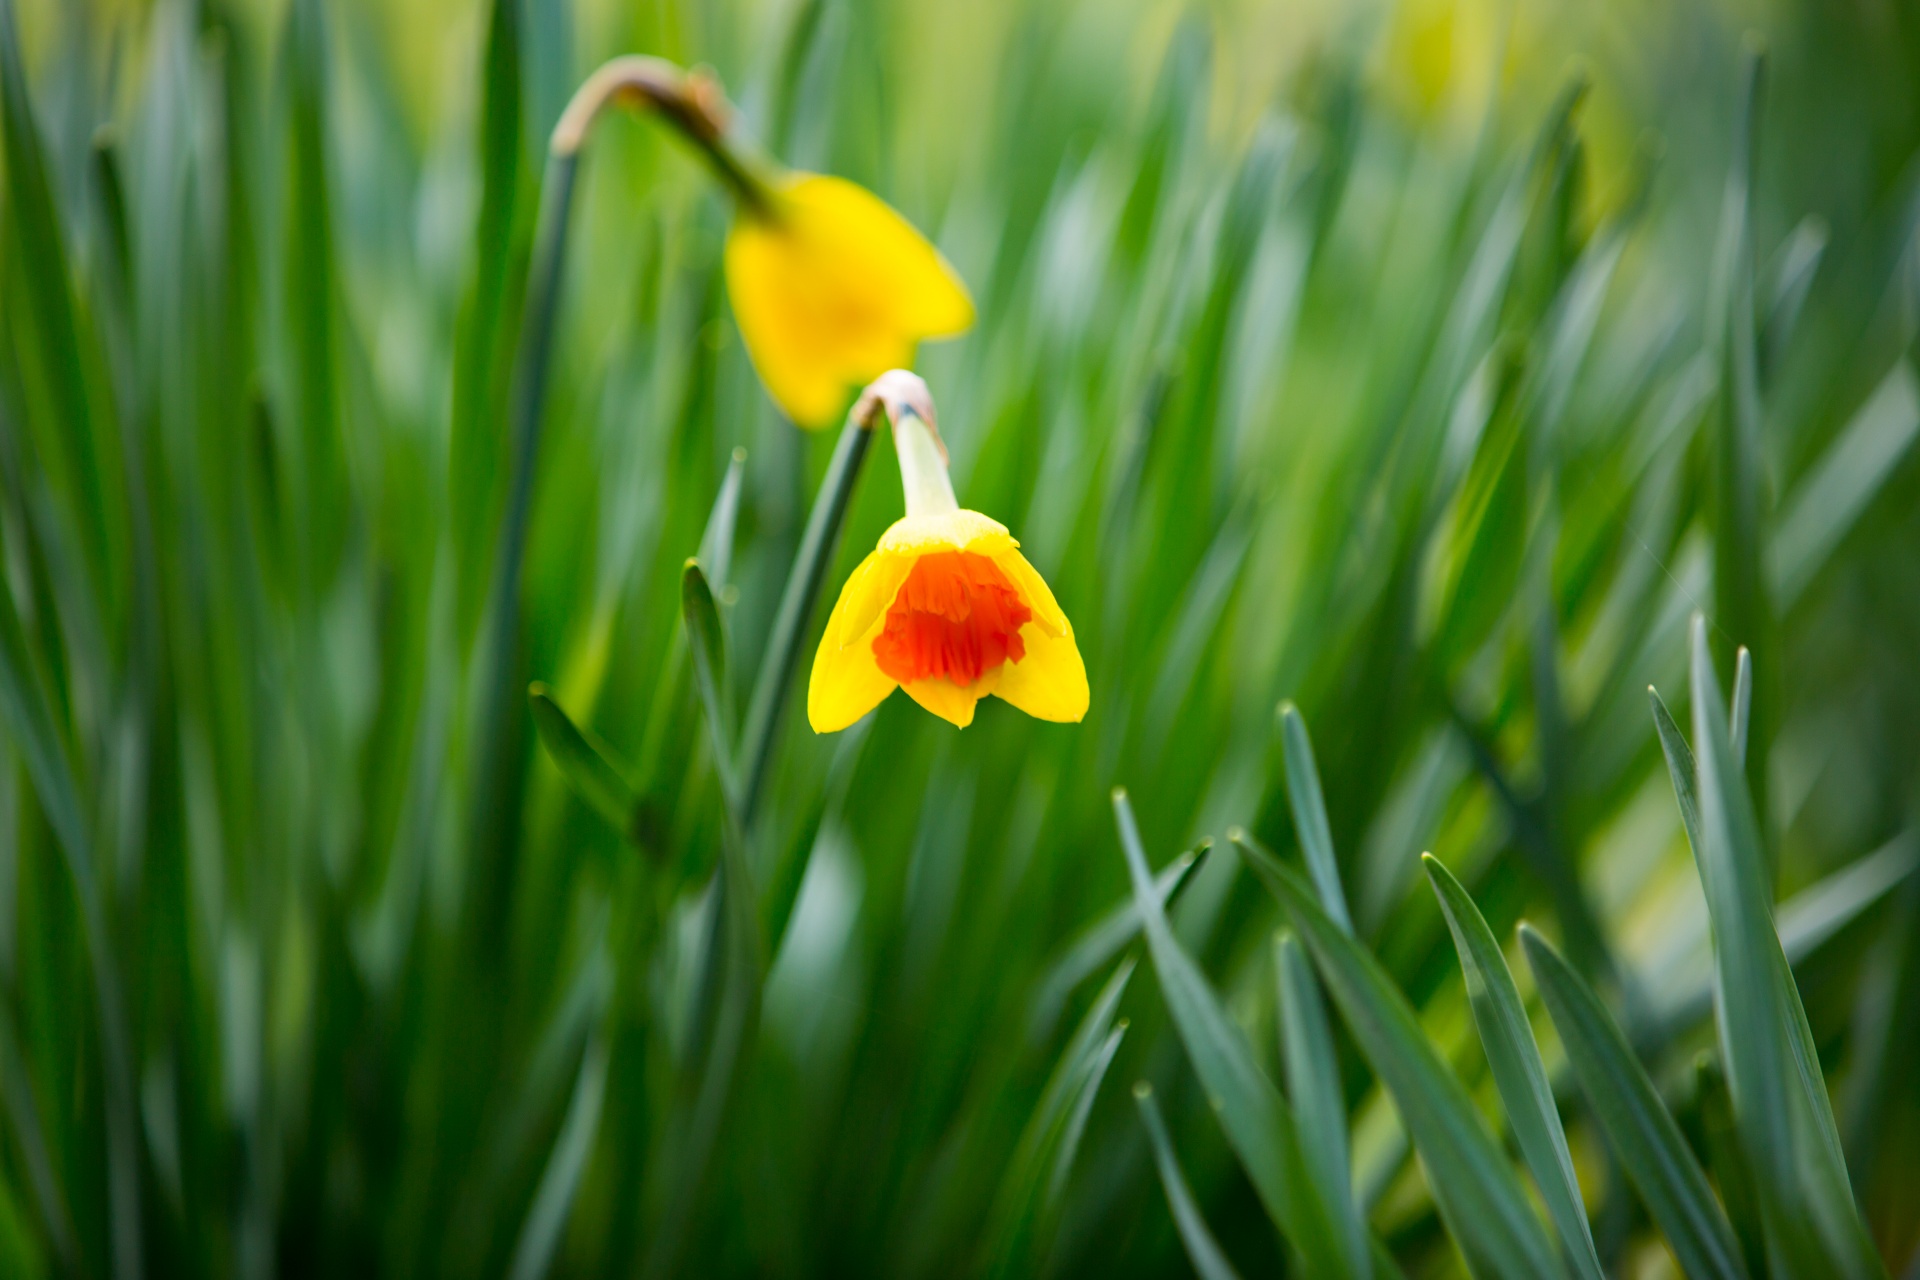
[465,146,577,935]
[551,55,779,217]
[892,406,959,519]
[736,417,875,826]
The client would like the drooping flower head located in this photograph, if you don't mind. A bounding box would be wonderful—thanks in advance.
[727,177,975,428]
[809,372,1088,731]
[551,59,974,430]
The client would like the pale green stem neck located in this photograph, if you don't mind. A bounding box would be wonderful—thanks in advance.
[893,409,958,519]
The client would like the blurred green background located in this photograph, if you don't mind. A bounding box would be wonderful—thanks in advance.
[2,0,1919,1275]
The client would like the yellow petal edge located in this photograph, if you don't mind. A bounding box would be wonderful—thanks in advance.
[808,511,1088,732]
[726,175,975,427]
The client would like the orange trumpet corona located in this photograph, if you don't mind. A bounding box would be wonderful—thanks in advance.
[872,552,1034,688]
[808,372,1088,732]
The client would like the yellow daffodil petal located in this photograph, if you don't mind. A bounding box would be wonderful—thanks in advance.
[993,624,1089,722]
[810,549,905,732]
[829,548,916,649]
[808,613,897,733]
[901,667,1001,729]
[725,175,974,427]
[876,509,1014,559]
[989,546,1069,637]
[808,498,1085,733]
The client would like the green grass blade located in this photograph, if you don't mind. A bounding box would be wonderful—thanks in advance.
[1729,647,1752,766]
[1693,1053,1769,1278]
[1027,844,1208,1045]
[0,482,141,1280]
[1134,1083,1245,1280]
[282,0,344,583]
[1768,359,1919,609]
[1775,831,1917,955]
[1683,616,1882,1277]
[1277,704,1353,932]
[698,447,748,590]
[0,995,74,1270]
[0,0,121,610]
[761,720,870,956]
[506,1035,609,1280]
[451,0,530,644]
[681,560,737,811]
[985,959,1135,1277]
[1423,856,1602,1280]
[1045,1020,1127,1208]
[527,684,641,842]
[644,833,764,1279]
[1760,215,1826,372]
[1649,689,1704,857]
[1273,932,1367,1275]
[1114,791,1359,1279]
[464,143,580,946]
[1709,43,1774,823]
[1239,838,1560,1280]
[1646,829,1919,1040]
[736,419,874,826]
[1519,925,1748,1280]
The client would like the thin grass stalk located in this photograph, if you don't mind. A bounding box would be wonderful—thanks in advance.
[737,418,874,826]
[0,585,141,1280]
[646,419,874,1270]
[464,147,578,938]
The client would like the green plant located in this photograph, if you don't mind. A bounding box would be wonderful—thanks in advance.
[1,0,1918,1276]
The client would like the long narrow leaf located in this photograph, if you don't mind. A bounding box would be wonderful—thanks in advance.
[697,447,748,590]
[1708,45,1772,820]
[681,560,737,810]
[0,425,141,1280]
[1239,838,1560,1280]
[0,0,121,605]
[1276,705,1353,932]
[985,960,1135,1276]
[1135,1083,1245,1280]
[1693,1053,1769,1279]
[1729,647,1752,766]
[737,419,873,824]
[506,1036,610,1280]
[450,0,530,643]
[1423,855,1602,1280]
[1769,360,1919,608]
[1114,790,1359,1279]
[1273,932,1366,1273]
[1045,1021,1127,1207]
[528,684,642,842]
[1027,844,1208,1044]
[1520,925,1748,1280]
[1681,617,1882,1276]
[1645,828,1919,1039]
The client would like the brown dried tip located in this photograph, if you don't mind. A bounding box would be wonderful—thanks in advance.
[551,56,734,156]
[851,369,948,466]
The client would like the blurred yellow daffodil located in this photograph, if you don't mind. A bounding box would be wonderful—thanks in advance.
[549,57,973,429]
[809,372,1087,731]
[726,176,975,427]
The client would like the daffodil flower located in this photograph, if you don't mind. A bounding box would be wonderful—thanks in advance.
[550,57,974,429]
[726,177,975,428]
[809,372,1088,731]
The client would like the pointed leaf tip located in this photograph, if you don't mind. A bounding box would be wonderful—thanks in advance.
[1424,859,1603,1280]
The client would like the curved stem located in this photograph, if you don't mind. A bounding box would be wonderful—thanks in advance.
[550,55,779,217]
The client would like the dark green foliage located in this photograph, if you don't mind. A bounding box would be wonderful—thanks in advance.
[0,0,1917,1276]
